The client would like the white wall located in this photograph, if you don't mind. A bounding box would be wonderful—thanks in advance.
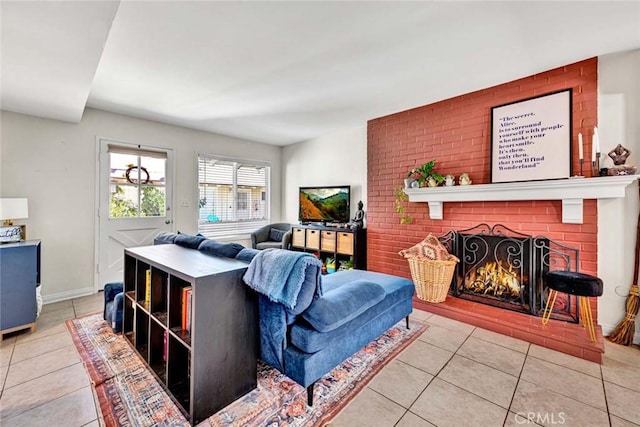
[282,126,367,224]
[598,48,640,343]
[0,108,281,301]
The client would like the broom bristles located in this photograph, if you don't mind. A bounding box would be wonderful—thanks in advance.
[607,284,639,346]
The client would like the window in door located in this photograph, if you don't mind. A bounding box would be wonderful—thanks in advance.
[197,154,270,238]
[109,147,167,218]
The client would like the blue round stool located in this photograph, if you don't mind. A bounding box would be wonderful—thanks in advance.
[542,270,603,342]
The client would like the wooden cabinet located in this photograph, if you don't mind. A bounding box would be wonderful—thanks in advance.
[291,225,366,270]
[0,240,40,335]
[122,244,257,424]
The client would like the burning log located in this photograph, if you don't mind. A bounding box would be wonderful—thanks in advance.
[465,261,521,298]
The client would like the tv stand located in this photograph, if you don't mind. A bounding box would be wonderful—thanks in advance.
[291,224,366,270]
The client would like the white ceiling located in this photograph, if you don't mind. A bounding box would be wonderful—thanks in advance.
[2,1,640,146]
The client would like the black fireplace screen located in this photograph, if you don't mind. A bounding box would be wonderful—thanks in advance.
[439,224,580,322]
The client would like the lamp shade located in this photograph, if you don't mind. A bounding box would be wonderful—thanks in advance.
[0,198,29,220]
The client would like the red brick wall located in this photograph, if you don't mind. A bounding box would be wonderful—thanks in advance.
[367,58,598,280]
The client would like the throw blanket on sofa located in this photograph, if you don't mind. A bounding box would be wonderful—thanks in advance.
[244,249,322,310]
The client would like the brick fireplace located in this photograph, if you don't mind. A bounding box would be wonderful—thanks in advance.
[366,57,611,361]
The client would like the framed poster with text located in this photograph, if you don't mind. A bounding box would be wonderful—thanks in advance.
[490,89,572,183]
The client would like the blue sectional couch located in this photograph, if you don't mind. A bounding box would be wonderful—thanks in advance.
[146,233,415,405]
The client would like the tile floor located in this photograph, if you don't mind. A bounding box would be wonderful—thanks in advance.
[0,293,639,427]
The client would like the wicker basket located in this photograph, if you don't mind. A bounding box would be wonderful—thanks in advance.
[408,257,457,303]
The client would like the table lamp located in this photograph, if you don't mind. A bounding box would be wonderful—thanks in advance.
[0,198,29,242]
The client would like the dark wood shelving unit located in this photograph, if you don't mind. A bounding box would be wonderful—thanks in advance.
[290,224,366,270]
[122,244,258,424]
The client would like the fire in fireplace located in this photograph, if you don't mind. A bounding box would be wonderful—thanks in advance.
[439,224,580,322]
[466,260,521,299]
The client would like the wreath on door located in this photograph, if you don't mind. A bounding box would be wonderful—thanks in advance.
[125,165,150,184]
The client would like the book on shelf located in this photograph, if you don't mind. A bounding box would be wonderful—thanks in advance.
[163,330,167,362]
[145,269,151,303]
[186,288,193,333]
[181,286,193,331]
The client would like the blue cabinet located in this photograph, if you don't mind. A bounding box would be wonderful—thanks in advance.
[0,240,40,335]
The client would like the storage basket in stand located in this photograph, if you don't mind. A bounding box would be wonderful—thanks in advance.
[408,257,457,303]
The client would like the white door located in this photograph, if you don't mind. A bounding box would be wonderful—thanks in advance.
[96,139,174,290]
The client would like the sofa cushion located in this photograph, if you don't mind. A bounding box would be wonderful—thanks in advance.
[290,270,414,353]
[301,280,385,333]
[236,248,260,263]
[174,233,206,249]
[198,239,244,258]
[256,241,284,250]
[154,232,178,245]
[269,228,286,242]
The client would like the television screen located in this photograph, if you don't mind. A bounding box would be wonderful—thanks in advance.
[299,186,350,223]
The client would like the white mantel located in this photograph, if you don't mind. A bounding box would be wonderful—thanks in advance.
[404,175,639,224]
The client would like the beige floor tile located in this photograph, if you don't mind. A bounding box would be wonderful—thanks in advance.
[520,356,606,411]
[410,309,433,323]
[0,343,14,368]
[1,386,97,427]
[0,363,9,391]
[82,421,101,427]
[4,345,80,389]
[438,355,518,408]
[611,414,640,427]
[602,347,640,393]
[456,336,526,377]
[0,336,17,347]
[0,363,89,421]
[425,314,475,335]
[72,293,103,306]
[410,377,506,427]
[511,379,609,427]
[418,323,470,352]
[396,411,436,427]
[503,411,543,426]
[528,344,602,379]
[605,381,640,425]
[16,322,66,344]
[11,330,73,364]
[471,328,530,353]
[33,308,75,336]
[603,341,640,366]
[330,387,405,427]
[368,359,433,408]
[396,340,454,375]
[73,301,103,317]
[40,299,73,316]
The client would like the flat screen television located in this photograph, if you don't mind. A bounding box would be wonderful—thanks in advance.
[299,186,350,224]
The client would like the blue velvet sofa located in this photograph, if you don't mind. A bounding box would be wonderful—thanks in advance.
[153,233,416,405]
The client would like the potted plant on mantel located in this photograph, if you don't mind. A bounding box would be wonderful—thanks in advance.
[406,160,444,188]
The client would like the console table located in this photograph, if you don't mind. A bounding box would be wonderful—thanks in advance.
[122,244,257,424]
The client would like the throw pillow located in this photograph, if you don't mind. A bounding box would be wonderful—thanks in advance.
[198,239,244,258]
[399,233,452,260]
[174,233,206,249]
[269,228,286,242]
[154,232,178,245]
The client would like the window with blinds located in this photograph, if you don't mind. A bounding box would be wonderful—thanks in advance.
[197,154,270,238]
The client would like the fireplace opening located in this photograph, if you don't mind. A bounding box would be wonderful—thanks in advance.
[439,224,580,321]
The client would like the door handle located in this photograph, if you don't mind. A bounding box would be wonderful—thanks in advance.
[165,220,172,224]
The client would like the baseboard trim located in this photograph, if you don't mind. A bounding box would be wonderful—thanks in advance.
[43,287,96,305]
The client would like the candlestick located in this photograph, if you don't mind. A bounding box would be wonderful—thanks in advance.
[579,158,583,176]
[591,131,597,162]
[578,132,583,160]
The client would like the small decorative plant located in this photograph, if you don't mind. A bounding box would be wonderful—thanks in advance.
[394,186,412,224]
[407,160,444,187]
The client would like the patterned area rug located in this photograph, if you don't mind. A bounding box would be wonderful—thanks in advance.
[67,314,427,426]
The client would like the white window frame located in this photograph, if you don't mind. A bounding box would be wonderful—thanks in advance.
[197,153,271,239]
